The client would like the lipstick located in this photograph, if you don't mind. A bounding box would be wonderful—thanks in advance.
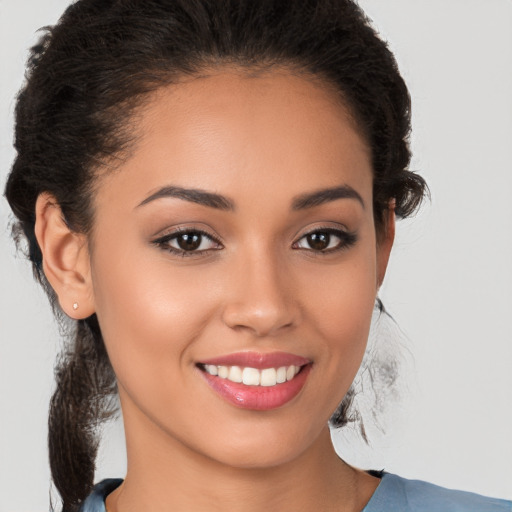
[197,351,312,411]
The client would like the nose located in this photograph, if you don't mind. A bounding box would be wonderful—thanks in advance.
[221,251,300,338]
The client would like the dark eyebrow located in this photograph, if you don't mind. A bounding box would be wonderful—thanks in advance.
[137,186,235,211]
[292,185,365,210]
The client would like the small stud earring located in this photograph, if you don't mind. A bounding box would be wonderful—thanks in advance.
[73,302,79,310]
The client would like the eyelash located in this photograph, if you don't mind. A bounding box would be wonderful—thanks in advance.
[152,227,223,258]
[292,227,358,254]
[152,226,357,258]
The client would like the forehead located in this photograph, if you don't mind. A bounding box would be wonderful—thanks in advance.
[94,69,373,211]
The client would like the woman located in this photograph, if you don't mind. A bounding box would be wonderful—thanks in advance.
[3,1,511,511]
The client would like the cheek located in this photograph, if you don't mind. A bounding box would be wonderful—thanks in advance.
[306,243,377,335]
[89,246,221,396]
[324,267,376,345]
[299,244,378,401]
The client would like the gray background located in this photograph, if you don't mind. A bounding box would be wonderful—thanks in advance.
[1,0,511,510]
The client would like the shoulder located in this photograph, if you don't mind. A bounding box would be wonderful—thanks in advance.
[364,473,512,512]
[79,479,124,512]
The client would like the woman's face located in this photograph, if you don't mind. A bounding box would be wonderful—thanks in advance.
[87,69,392,469]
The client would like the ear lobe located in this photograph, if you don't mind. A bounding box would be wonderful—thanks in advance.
[34,193,95,319]
[376,200,396,289]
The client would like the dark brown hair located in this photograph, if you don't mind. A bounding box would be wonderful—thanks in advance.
[4,1,427,510]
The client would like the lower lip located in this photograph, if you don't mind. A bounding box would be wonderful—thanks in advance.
[199,365,312,411]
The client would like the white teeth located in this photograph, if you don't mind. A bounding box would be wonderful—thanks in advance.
[260,368,277,386]
[203,364,302,386]
[276,366,287,384]
[228,366,243,383]
[242,367,260,386]
[206,364,218,376]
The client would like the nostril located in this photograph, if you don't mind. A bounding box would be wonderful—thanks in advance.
[220,259,300,336]
[221,300,298,337]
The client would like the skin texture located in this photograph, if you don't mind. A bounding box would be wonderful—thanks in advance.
[35,70,394,511]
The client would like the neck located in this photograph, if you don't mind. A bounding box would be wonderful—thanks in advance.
[107,399,379,512]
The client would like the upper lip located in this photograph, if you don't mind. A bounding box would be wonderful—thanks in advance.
[199,351,311,370]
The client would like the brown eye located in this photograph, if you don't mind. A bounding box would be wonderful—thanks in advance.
[176,233,202,251]
[294,228,357,253]
[154,229,222,256]
[306,232,331,251]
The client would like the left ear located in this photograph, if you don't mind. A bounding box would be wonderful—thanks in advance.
[376,200,396,289]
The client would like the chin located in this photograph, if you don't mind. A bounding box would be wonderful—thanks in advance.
[193,416,330,471]
[210,443,306,470]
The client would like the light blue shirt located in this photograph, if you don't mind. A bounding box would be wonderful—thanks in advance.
[79,474,512,511]
[363,474,511,512]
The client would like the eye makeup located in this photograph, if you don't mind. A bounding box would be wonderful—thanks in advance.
[293,226,358,254]
[151,223,358,259]
[152,226,223,258]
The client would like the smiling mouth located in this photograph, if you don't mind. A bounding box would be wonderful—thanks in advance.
[198,363,304,387]
[196,352,312,410]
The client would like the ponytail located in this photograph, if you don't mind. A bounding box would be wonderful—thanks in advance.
[48,316,116,511]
